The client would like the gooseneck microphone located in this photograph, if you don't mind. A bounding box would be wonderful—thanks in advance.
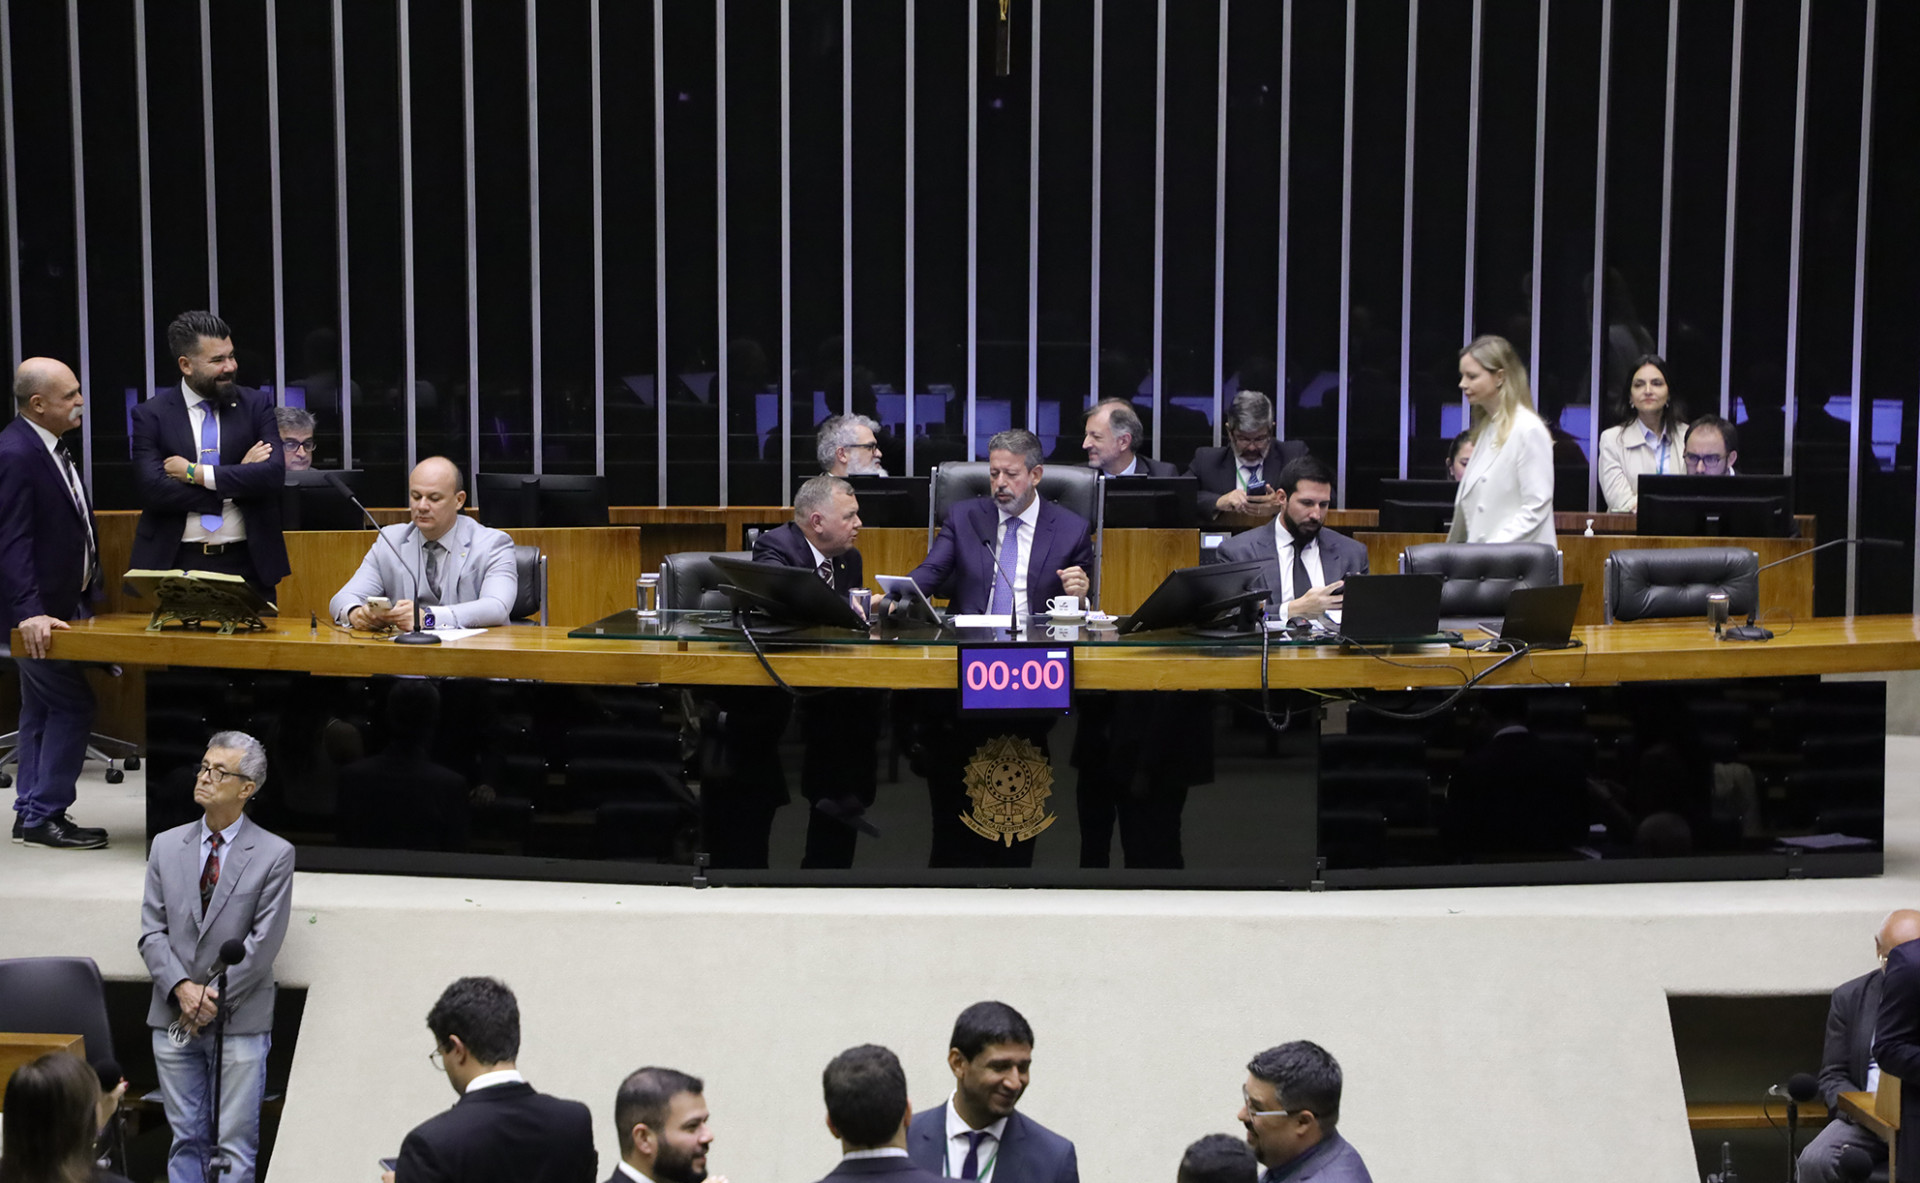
[1724,538,1904,641]
[322,472,441,646]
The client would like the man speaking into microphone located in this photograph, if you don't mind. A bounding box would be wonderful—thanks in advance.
[138,731,294,1183]
[330,457,518,631]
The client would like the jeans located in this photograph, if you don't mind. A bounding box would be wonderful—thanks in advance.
[151,1026,271,1183]
[11,655,95,826]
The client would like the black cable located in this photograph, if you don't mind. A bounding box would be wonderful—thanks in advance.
[738,616,830,698]
[1325,633,1535,722]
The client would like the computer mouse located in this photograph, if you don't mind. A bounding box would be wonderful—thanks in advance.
[1286,616,1311,631]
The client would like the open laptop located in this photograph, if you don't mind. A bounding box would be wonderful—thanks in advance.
[1337,574,1444,644]
[1472,583,1584,649]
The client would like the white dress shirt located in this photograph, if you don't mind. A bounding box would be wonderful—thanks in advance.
[24,417,91,584]
[463,1068,526,1093]
[806,535,832,578]
[1113,455,1139,476]
[615,1160,658,1183]
[943,1097,1009,1180]
[993,495,1042,610]
[180,383,247,544]
[197,812,247,878]
[1271,519,1342,624]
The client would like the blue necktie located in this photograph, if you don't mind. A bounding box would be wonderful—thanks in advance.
[196,406,224,535]
[989,517,1020,616]
[960,1130,985,1180]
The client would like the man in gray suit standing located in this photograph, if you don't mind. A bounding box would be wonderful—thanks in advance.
[1216,456,1369,626]
[330,456,518,631]
[138,730,295,1183]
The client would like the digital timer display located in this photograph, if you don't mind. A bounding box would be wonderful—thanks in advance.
[957,645,1075,714]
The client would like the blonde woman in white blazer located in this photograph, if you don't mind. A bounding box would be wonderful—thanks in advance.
[1596,354,1689,512]
[1448,335,1556,547]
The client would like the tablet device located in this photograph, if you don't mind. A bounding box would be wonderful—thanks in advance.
[875,573,946,627]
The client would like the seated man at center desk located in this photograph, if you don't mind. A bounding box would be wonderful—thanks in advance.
[329,456,518,631]
[902,428,1092,616]
[1217,456,1368,626]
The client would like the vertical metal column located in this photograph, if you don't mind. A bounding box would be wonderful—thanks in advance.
[1209,0,1227,449]
[965,0,977,459]
[199,0,216,312]
[591,0,604,476]
[66,0,89,483]
[1846,0,1877,612]
[1089,0,1101,408]
[135,0,152,405]
[331,0,352,468]
[3,0,19,370]
[1148,0,1165,460]
[716,0,730,503]
[1275,0,1291,438]
[1782,0,1810,479]
[1527,0,1548,382]
[1397,0,1418,478]
[399,0,416,470]
[1463,0,1483,348]
[462,0,479,488]
[526,0,542,474]
[1587,0,1613,514]
[904,0,915,475]
[654,0,670,503]
[267,0,285,408]
[1717,0,1744,418]
[840,0,851,420]
[1026,0,1041,433]
[1657,0,1676,357]
[1335,0,1353,504]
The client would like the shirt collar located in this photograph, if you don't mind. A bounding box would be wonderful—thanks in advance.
[805,535,830,571]
[23,416,62,452]
[615,1161,658,1183]
[463,1068,525,1093]
[842,1148,910,1160]
[945,1095,1010,1143]
[182,380,206,410]
[199,812,246,848]
[1000,496,1042,530]
[1114,455,1139,477]
[1273,516,1315,555]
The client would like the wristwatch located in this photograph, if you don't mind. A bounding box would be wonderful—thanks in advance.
[421,610,436,630]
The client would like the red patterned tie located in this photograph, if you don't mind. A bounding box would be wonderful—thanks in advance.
[200,833,223,915]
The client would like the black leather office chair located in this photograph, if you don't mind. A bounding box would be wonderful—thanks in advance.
[1398,542,1562,618]
[509,545,548,625]
[927,462,1104,605]
[0,956,116,1065]
[659,551,753,611]
[1602,546,1759,624]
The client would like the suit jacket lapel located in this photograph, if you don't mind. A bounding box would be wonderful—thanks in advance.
[435,517,471,602]
[1025,503,1058,608]
[164,388,198,463]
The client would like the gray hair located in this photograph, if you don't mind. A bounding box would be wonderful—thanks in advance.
[794,473,853,522]
[815,413,881,472]
[1226,390,1275,437]
[206,730,269,791]
[1088,399,1143,452]
[273,406,316,432]
[985,428,1044,471]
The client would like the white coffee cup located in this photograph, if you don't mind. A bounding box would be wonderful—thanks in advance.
[1046,595,1082,616]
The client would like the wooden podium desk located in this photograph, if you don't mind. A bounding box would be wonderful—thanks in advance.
[26,613,1920,693]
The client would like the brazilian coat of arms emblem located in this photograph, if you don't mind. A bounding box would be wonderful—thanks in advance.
[960,735,1057,846]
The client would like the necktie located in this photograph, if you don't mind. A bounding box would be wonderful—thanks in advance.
[989,517,1021,616]
[1290,539,1314,609]
[959,1130,985,1180]
[54,440,99,588]
[424,540,445,604]
[200,833,223,915]
[817,559,833,585]
[1242,464,1260,489]
[196,406,224,535]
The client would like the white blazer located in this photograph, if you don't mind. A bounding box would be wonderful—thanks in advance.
[1448,412,1556,546]
[1596,419,1688,512]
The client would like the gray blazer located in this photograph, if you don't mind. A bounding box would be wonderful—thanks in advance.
[1217,522,1371,606]
[1264,1133,1374,1183]
[138,816,295,1033]
[329,514,518,629]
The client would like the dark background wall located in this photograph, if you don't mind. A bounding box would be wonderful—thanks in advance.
[7,0,1917,611]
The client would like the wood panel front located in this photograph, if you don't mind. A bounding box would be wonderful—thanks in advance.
[0,1033,84,1109]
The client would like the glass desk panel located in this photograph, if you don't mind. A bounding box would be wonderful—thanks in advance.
[568,608,1340,649]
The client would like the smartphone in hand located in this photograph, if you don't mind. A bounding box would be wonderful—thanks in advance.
[1246,482,1271,497]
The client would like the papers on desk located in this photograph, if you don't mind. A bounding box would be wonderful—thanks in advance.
[425,627,487,642]
[951,615,1018,629]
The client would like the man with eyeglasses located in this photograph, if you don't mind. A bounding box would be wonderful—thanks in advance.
[1185,391,1309,521]
[138,731,294,1183]
[387,975,597,1183]
[273,405,318,472]
[1683,415,1740,476]
[818,413,888,478]
[1237,1041,1372,1183]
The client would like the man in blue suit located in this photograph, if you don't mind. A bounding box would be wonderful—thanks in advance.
[129,311,289,601]
[908,1001,1078,1183]
[0,358,108,849]
[1238,1042,1373,1183]
[810,1045,945,1183]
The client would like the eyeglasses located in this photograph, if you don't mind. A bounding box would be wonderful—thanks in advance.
[428,1047,447,1071]
[282,438,317,454]
[195,763,242,782]
[1683,453,1728,468]
[847,441,879,452]
[1241,1088,1298,1120]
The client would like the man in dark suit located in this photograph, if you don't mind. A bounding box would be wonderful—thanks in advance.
[908,1001,1079,1183]
[1,358,108,849]
[1082,399,1177,477]
[1187,391,1309,520]
[1216,457,1368,627]
[389,976,597,1183]
[1871,911,1920,1182]
[1801,912,1920,1183]
[748,474,879,868]
[608,1066,720,1183]
[1238,1041,1373,1183]
[129,311,289,601]
[808,1044,943,1183]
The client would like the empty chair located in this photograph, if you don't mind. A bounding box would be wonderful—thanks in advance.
[659,550,753,611]
[1398,542,1562,619]
[509,545,548,625]
[0,956,115,1069]
[1602,546,1759,624]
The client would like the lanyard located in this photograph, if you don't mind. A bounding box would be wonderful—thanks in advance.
[948,1137,1000,1181]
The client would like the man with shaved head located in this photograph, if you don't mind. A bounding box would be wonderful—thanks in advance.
[1800,911,1920,1182]
[329,456,519,630]
[1872,910,1920,1183]
[0,358,108,848]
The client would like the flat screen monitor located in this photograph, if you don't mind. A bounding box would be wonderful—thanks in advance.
[282,468,370,531]
[475,473,612,528]
[707,555,869,631]
[793,475,931,529]
[1116,560,1266,635]
[1102,475,1199,528]
[1634,475,1795,538]
[1377,479,1461,534]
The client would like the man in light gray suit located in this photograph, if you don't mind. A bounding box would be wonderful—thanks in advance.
[138,730,294,1183]
[330,455,518,631]
[1216,456,1369,625]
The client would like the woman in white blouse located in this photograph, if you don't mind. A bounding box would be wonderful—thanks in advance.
[1596,354,1689,512]
[1447,335,1556,547]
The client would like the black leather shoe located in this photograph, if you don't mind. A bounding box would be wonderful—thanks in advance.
[20,815,108,850]
[9,815,19,843]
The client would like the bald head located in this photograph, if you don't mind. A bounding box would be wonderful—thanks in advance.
[14,358,83,435]
[1877,910,1920,960]
[408,456,468,542]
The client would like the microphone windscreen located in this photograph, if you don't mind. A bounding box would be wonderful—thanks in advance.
[1787,1072,1820,1103]
[1837,1145,1875,1181]
[219,938,248,966]
[94,1057,124,1093]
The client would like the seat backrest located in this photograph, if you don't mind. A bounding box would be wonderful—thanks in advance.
[0,956,114,1066]
[1603,546,1760,623]
[1400,542,1561,617]
[509,546,544,622]
[928,462,1103,538]
[659,551,754,611]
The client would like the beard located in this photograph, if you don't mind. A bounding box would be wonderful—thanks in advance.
[648,1143,708,1183]
[849,455,888,477]
[187,370,237,403]
[1282,514,1321,546]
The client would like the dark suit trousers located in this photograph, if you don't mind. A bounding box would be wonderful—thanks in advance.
[1072,692,1198,869]
[798,690,882,869]
[11,653,95,825]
